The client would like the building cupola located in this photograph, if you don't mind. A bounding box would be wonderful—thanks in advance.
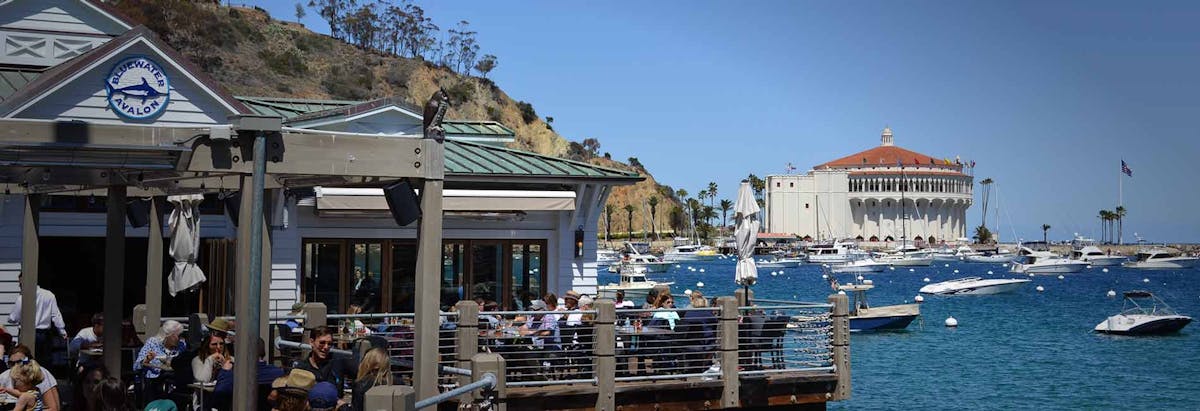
[881,126,894,146]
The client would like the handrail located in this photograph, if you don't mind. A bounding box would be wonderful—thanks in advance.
[414,372,496,409]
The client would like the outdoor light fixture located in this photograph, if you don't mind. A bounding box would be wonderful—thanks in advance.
[575,226,585,259]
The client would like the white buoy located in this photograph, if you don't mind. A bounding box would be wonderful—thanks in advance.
[889,266,895,271]
[821,274,828,279]
[684,289,693,296]
[837,290,846,295]
[944,264,950,267]
[697,282,705,287]
[1143,278,1150,283]
[675,264,682,268]
[953,269,959,274]
[909,268,915,272]
[987,270,994,275]
[1106,290,1116,298]
[1057,275,1065,280]
[687,266,693,270]
[771,271,777,276]
[1002,263,1009,268]
[1028,273,1035,277]
[923,277,931,282]
[823,264,831,268]
[1087,265,1093,269]
[1102,268,1109,273]
[945,316,958,327]
[915,295,925,303]
[699,268,706,273]
[1036,285,1045,292]
[857,275,865,281]
[863,279,874,285]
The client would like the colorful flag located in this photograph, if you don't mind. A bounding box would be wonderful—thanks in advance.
[1121,160,1132,177]
[944,158,952,165]
[970,160,976,168]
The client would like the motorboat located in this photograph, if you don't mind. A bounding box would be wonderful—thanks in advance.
[596,248,621,269]
[607,242,672,273]
[1069,245,1126,267]
[1094,291,1192,335]
[835,280,919,331]
[807,241,868,264]
[919,277,1031,295]
[663,244,720,262]
[1008,245,1088,274]
[963,248,1021,264]
[829,257,889,273]
[597,268,674,302]
[1122,247,1199,270]
[873,245,934,266]
[932,245,980,261]
[756,255,805,269]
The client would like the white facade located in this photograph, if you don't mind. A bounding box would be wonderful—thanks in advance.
[765,128,972,243]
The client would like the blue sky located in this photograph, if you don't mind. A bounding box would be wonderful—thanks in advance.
[260,0,1200,243]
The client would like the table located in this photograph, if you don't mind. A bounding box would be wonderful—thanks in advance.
[615,326,673,376]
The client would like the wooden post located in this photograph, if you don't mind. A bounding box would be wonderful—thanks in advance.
[103,186,126,374]
[454,300,479,400]
[18,194,39,350]
[471,353,505,410]
[365,385,416,411]
[414,178,444,400]
[828,293,851,401]
[735,288,754,307]
[144,197,163,343]
[717,296,740,408]
[300,303,327,338]
[593,299,616,411]
[260,215,272,345]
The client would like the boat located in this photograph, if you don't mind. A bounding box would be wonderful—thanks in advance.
[829,257,889,273]
[1069,245,1126,267]
[756,255,805,269]
[663,243,720,262]
[873,244,934,266]
[1008,245,1088,274]
[1122,247,1199,270]
[1094,291,1192,335]
[835,280,920,331]
[597,267,675,302]
[932,244,980,261]
[963,248,1020,264]
[607,242,672,273]
[807,241,867,264]
[919,277,1031,295]
[596,248,621,268]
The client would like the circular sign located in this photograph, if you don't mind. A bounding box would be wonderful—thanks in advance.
[105,56,170,120]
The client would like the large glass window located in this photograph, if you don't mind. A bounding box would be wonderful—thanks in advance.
[390,244,417,313]
[349,242,382,313]
[303,242,343,313]
[469,242,504,307]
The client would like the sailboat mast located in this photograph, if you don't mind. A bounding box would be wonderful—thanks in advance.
[900,163,907,247]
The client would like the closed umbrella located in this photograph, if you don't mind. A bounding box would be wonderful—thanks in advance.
[734,181,761,287]
[167,194,206,296]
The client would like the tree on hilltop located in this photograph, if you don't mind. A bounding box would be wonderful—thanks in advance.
[295,3,306,23]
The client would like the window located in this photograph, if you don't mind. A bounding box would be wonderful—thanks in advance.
[776,182,780,187]
[789,182,794,187]
[805,203,809,209]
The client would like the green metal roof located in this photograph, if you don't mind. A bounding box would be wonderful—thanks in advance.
[236,96,513,137]
[0,68,42,103]
[446,140,641,180]
[444,120,515,137]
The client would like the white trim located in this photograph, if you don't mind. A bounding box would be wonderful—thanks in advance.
[446,135,515,143]
[287,105,421,129]
[6,36,241,119]
[78,0,133,30]
[314,187,576,199]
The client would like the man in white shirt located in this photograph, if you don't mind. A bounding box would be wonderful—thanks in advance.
[7,274,68,366]
[69,313,104,369]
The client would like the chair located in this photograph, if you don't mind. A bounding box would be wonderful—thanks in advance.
[738,313,766,370]
[760,315,790,369]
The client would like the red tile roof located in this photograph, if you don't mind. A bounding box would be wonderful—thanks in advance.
[817,145,963,173]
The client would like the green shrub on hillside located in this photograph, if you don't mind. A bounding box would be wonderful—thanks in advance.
[322,62,376,100]
[516,101,537,124]
[444,81,474,104]
[259,49,308,76]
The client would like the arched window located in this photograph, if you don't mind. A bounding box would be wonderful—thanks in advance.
[855,235,864,241]
[868,236,879,242]
[914,236,923,242]
[803,235,813,241]
[884,236,895,242]
[927,236,936,243]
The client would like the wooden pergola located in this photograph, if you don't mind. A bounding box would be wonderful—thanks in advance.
[0,116,447,405]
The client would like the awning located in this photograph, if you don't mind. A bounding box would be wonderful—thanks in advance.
[314,187,576,214]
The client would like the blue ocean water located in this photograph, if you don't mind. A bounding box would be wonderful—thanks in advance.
[599,258,1200,410]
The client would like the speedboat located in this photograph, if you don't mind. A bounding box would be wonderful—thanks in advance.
[835,280,919,331]
[873,244,934,266]
[597,268,674,302]
[932,244,980,261]
[829,257,889,273]
[963,251,1021,264]
[807,241,867,264]
[756,255,805,269]
[1008,246,1088,274]
[607,242,672,273]
[1069,245,1126,267]
[919,277,1031,295]
[596,248,620,269]
[663,244,719,262]
[1095,291,1192,335]
[1122,248,1199,270]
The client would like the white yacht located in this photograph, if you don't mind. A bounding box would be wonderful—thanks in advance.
[607,242,672,273]
[1122,247,1199,270]
[596,248,621,269]
[807,241,867,264]
[873,244,934,266]
[1069,245,1126,267]
[932,244,980,261]
[757,255,805,269]
[1095,291,1192,335]
[663,244,719,262]
[963,248,1020,264]
[597,268,674,302]
[1009,245,1088,274]
[829,257,889,273]
[919,277,1031,295]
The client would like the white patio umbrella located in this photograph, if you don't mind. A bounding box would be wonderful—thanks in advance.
[167,194,206,296]
[734,181,761,286]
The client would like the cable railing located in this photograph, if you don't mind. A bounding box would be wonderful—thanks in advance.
[737,304,835,376]
[611,307,723,382]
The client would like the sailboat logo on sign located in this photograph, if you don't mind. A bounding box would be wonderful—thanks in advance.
[105,56,171,120]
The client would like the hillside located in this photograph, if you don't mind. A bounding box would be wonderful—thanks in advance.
[113,0,682,238]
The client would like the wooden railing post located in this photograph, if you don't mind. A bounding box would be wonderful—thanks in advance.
[455,300,480,400]
[472,353,506,411]
[717,296,740,408]
[593,299,616,411]
[300,302,327,343]
[828,293,851,401]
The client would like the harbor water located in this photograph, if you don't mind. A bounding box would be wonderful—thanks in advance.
[599,257,1200,410]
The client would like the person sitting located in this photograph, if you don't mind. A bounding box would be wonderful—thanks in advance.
[309,381,341,411]
[134,320,185,402]
[206,318,235,355]
[90,377,129,411]
[10,360,47,411]
[190,334,226,384]
[71,364,107,411]
[562,290,583,326]
[351,348,390,411]
[1,345,61,410]
[268,369,316,411]
[69,313,104,370]
[650,294,680,330]
[614,290,635,309]
[296,326,357,387]
[676,292,718,374]
[521,299,560,351]
[213,338,285,409]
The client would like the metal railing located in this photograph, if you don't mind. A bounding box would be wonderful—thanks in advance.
[737,303,835,376]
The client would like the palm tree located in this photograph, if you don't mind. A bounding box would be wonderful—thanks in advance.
[719,199,733,232]
[648,196,659,240]
[979,178,993,228]
[702,205,716,239]
[605,204,615,244]
[1115,206,1126,245]
[624,204,635,239]
[1100,210,1114,244]
[707,181,718,225]
[1041,224,1051,243]
[675,188,688,201]
[1097,210,1107,243]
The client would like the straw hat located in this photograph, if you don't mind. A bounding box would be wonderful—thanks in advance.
[208,318,233,333]
[272,369,317,392]
[564,290,581,302]
[288,302,305,314]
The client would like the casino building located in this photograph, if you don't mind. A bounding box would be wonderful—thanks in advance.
[764,127,973,244]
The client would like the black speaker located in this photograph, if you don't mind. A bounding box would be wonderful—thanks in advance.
[383,180,421,226]
[127,198,151,228]
[224,192,241,227]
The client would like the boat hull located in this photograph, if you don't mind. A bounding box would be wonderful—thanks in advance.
[1123,258,1199,270]
[1081,256,1127,266]
[1010,261,1088,274]
[963,255,1020,264]
[597,282,675,301]
[850,314,918,331]
[831,264,887,273]
[920,279,1030,295]
[1095,315,1192,335]
[882,257,933,266]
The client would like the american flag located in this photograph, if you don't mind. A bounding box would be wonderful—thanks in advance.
[785,162,796,173]
[1121,160,1132,177]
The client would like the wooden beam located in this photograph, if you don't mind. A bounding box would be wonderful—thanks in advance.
[413,178,444,400]
[144,197,163,344]
[103,185,126,374]
[18,194,39,350]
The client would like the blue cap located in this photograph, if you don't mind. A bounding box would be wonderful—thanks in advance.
[308,381,340,408]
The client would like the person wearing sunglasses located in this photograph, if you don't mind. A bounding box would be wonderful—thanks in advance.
[0,345,60,410]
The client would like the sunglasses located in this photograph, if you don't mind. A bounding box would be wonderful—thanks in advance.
[6,358,29,367]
